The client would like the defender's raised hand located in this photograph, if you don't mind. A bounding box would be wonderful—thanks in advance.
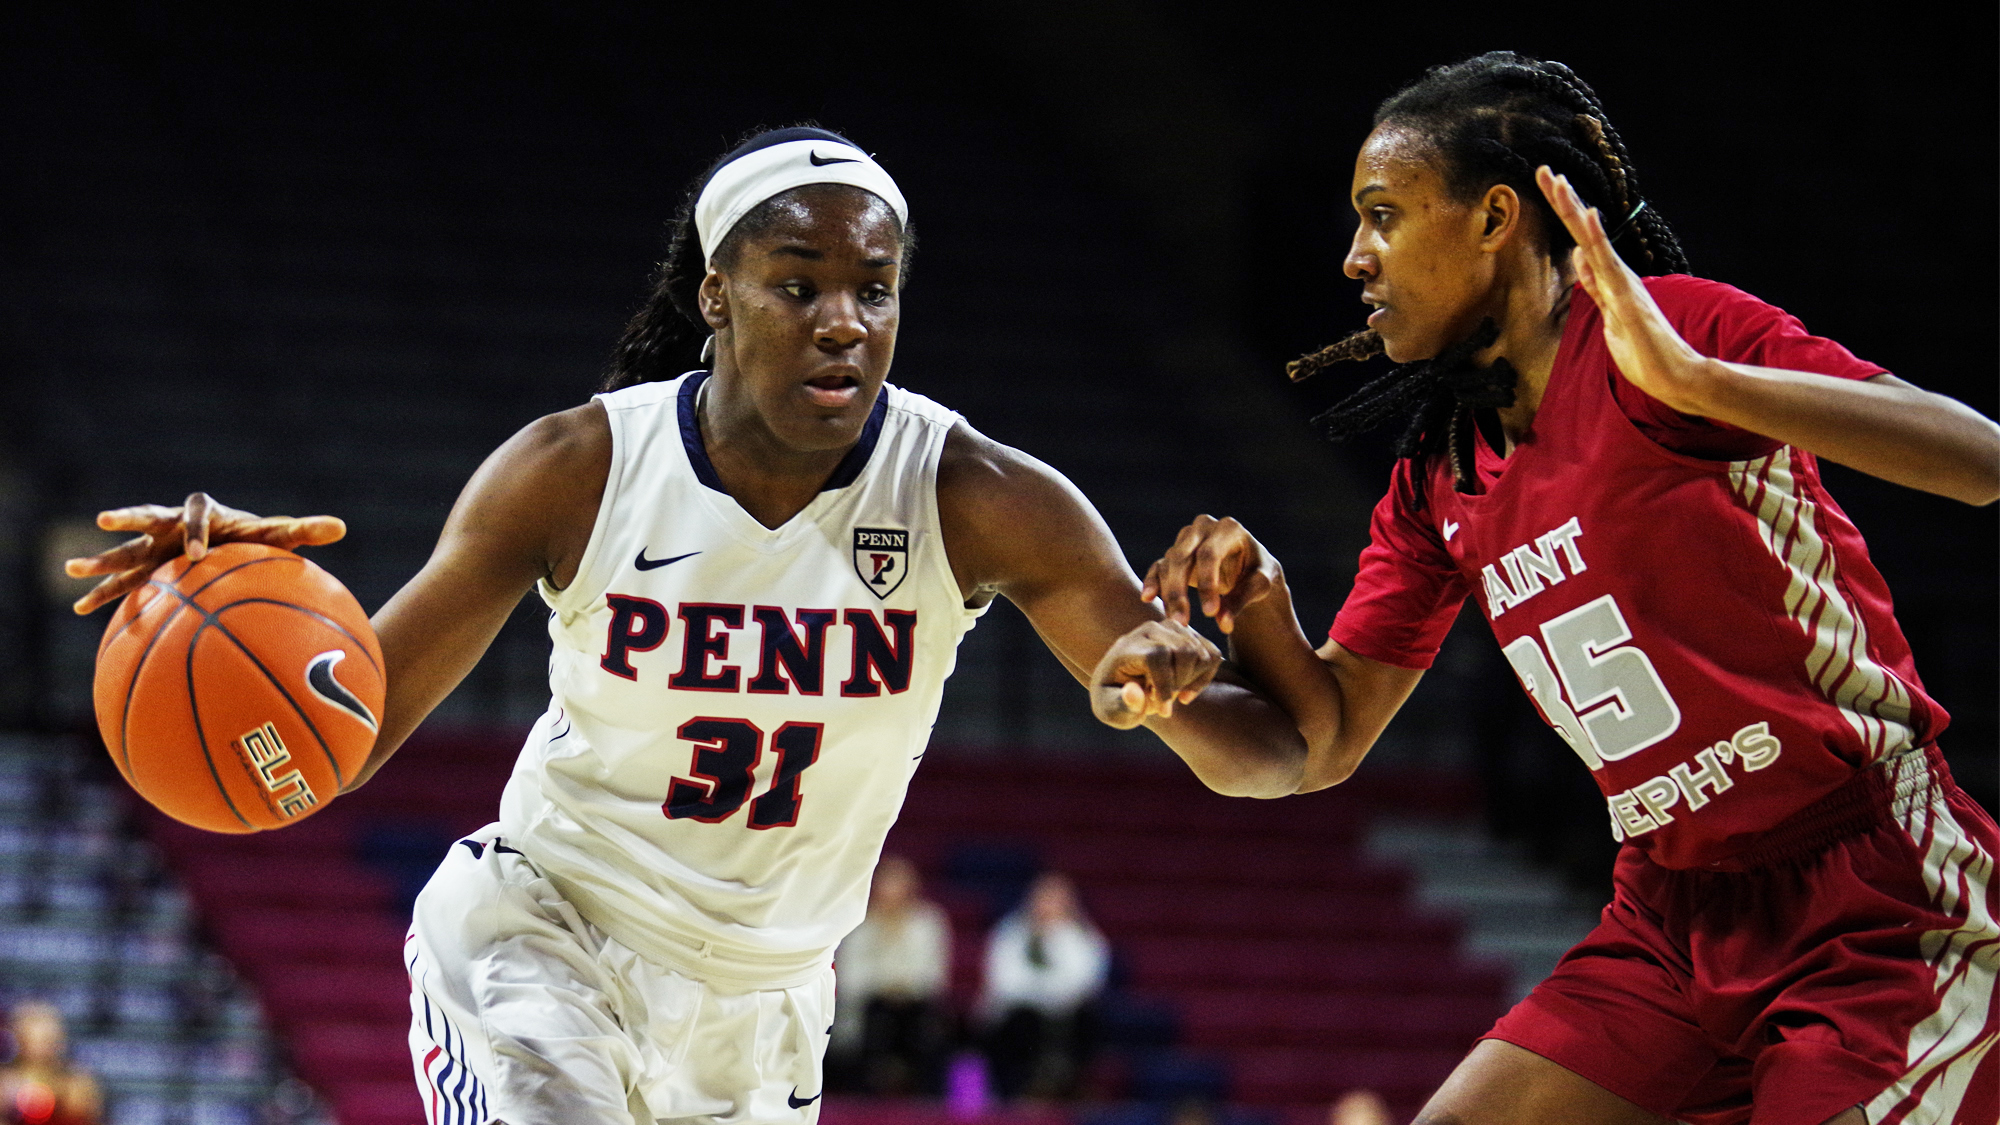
[1537,166,1710,414]
[1088,619,1222,729]
[64,492,347,614]
[1140,515,1280,634]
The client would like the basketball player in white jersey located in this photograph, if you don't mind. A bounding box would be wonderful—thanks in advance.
[66,127,1309,1124]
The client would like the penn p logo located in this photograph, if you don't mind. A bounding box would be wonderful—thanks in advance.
[305,650,379,732]
[853,527,909,600]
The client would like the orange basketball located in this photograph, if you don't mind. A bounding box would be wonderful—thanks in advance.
[93,542,385,833]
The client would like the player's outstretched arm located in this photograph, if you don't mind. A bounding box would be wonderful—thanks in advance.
[1539,167,2000,506]
[350,401,609,790]
[936,425,1308,799]
[62,405,609,793]
[1141,515,1423,792]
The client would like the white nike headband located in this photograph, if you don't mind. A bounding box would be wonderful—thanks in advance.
[694,139,909,264]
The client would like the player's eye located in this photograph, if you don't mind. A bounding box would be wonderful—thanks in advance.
[860,286,892,307]
[780,282,814,300]
[1370,206,1394,229]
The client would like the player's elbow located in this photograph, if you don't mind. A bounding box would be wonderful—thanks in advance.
[1956,472,2000,507]
[1190,735,1307,800]
[1293,727,1371,794]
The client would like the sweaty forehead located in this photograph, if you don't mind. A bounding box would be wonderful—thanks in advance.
[750,185,903,259]
[1352,125,1446,199]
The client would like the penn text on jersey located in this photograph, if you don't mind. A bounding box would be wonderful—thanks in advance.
[600,598,917,697]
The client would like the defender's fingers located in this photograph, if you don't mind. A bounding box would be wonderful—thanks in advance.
[1539,169,1602,246]
[1214,569,1274,635]
[1121,680,1145,714]
[64,534,158,578]
[1155,548,1197,626]
[1140,558,1166,603]
[1536,167,1584,232]
[1190,538,1236,619]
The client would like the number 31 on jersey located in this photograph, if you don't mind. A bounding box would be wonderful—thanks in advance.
[666,718,822,829]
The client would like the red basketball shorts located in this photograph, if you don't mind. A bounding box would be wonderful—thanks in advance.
[1487,747,1997,1125]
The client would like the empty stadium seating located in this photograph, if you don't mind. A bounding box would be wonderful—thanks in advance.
[148,728,1499,1123]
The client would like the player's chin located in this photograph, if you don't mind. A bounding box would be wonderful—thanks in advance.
[778,408,873,454]
[1377,330,1430,366]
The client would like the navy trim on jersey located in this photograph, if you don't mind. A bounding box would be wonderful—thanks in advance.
[677,370,888,495]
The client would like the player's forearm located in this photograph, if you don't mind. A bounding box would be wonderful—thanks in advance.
[1223,574,1422,793]
[1151,679,1306,799]
[1693,364,2000,505]
[1222,571,1347,763]
[345,569,526,792]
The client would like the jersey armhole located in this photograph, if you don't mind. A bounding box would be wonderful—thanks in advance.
[540,393,627,612]
[920,413,989,624]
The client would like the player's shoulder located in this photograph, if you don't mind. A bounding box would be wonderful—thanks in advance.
[594,372,689,415]
[476,399,612,518]
[934,417,1104,584]
[879,380,964,433]
[513,398,611,468]
[1639,274,1783,321]
[936,416,1049,496]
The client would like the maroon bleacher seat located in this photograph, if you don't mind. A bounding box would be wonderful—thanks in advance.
[148,739,1499,1122]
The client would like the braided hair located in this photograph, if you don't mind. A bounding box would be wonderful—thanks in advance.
[1295,52,1689,488]
[602,125,915,393]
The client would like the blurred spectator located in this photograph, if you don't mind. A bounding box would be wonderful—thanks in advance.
[979,872,1108,1100]
[1329,1089,1392,1125]
[0,1001,101,1125]
[830,855,953,1094]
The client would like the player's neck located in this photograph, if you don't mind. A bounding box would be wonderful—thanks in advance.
[697,378,852,529]
[1478,258,1575,452]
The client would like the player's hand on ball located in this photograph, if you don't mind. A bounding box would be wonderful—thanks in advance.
[1536,167,1711,415]
[64,492,347,615]
[1090,620,1222,729]
[1140,515,1279,634]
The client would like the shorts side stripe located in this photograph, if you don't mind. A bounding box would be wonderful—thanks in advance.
[409,943,489,1125]
[1866,782,2000,1124]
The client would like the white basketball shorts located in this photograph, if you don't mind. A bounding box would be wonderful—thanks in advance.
[404,824,833,1125]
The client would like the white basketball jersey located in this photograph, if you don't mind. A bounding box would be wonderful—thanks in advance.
[498,372,985,986]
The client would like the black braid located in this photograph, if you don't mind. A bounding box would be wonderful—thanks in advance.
[1286,328,1384,382]
[1291,52,1690,490]
[601,125,915,393]
[1310,319,1516,490]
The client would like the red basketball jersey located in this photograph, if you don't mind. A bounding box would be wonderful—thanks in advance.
[1330,276,1950,869]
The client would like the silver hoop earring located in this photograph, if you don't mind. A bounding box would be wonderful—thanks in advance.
[700,335,716,365]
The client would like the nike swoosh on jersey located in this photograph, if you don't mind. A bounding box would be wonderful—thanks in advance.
[635,549,701,571]
[1443,520,1461,541]
[808,151,858,166]
[788,1089,822,1109]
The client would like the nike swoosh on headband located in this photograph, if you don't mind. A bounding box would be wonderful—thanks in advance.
[306,650,379,732]
[635,549,701,571]
[788,1089,822,1109]
[808,150,859,166]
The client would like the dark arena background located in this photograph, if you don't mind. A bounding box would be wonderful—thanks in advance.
[1,5,1992,1124]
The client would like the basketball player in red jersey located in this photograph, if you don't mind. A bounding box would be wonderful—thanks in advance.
[64,127,1304,1123]
[1119,54,1999,1125]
